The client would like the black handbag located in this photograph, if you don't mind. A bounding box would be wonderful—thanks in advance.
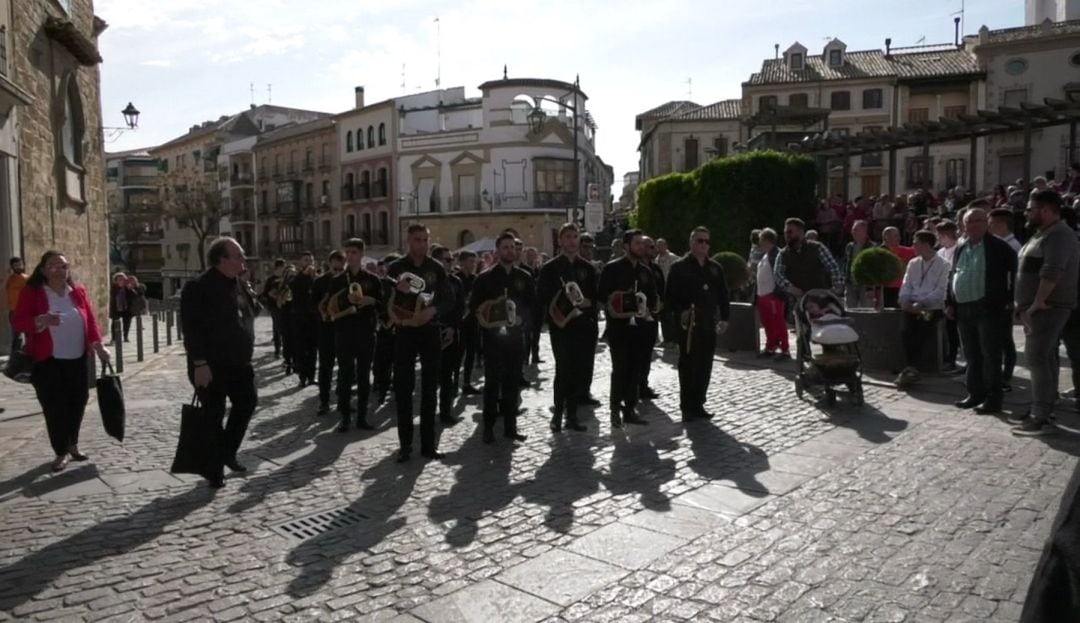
[170,393,224,483]
[96,362,125,442]
[2,348,32,383]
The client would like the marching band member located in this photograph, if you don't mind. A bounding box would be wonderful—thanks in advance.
[577,233,603,407]
[311,250,345,415]
[469,232,537,444]
[289,251,318,388]
[538,223,598,433]
[432,245,464,426]
[665,226,730,421]
[386,224,454,463]
[639,236,664,400]
[261,258,287,360]
[598,229,658,429]
[329,239,385,433]
[456,250,482,396]
[372,254,399,406]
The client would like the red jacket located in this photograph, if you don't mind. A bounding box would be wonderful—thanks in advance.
[13,284,103,362]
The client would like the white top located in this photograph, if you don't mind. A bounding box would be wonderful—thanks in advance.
[656,251,679,278]
[996,233,1022,252]
[45,285,85,359]
[898,254,950,310]
[936,243,957,267]
[756,255,776,296]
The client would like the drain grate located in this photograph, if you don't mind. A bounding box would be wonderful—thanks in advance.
[270,507,368,540]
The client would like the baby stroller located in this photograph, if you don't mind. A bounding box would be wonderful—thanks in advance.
[793,289,864,406]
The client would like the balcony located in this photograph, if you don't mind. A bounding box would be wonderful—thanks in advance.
[121,175,158,188]
[449,195,482,212]
[286,164,297,176]
[534,191,574,210]
[229,206,256,222]
[341,184,354,202]
[272,165,283,179]
[257,170,268,181]
[318,156,332,171]
[275,202,300,220]
[361,229,372,244]
[372,181,387,198]
[374,229,389,245]
[230,172,254,186]
[356,184,370,200]
[302,160,314,172]
[318,197,332,212]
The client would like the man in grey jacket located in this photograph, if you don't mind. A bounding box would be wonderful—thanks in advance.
[1011,189,1080,436]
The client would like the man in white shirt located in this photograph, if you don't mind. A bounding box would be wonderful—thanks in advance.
[989,207,1022,252]
[896,230,951,388]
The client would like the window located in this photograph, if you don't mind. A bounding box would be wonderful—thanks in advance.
[1071,51,1080,67]
[712,137,729,158]
[361,213,372,242]
[789,93,809,108]
[758,95,778,112]
[828,49,843,67]
[359,170,371,199]
[367,126,374,148]
[830,91,850,111]
[0,26,8,77]
[945,158,966,189]
[789,52,804,70]
[375,167,388,197]
[304,148,313,169]
[1003,89,1028,108]
[261,190,268,213]
[356,128,364,150]
[378,123,386,146]
[861,126,883,167]
[342,172,354,201]
[59,75,86,203]
[321,179,329,199]
[684,137,699,171]
[908,108,929,123]
[862,89,883,110]
[459,230,475,247]
[345,214,356,237]
[321,220,331,245]
[944,105,966,120]
[906,157,932,188]
[377,212,389,244]
[1005,58,1028,75]
[534,159,574,208]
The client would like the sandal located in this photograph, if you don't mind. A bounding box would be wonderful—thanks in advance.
[51,455,69,472]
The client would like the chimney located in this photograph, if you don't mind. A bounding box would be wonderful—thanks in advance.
[774,43,779,59]
[954,16,961,46]
[354,86,365,109]
[885,37,892,57]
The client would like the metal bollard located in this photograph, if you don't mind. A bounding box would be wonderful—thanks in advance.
[176,310,183,341]
[152,312,159,353]
[166,311,173,346]
[135,314,144,362]
[112,319,124,374]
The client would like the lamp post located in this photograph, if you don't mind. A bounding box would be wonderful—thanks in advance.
[526,76,581,221]
[101,102,141,143]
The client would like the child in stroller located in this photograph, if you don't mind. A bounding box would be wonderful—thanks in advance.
[793,289,864,406]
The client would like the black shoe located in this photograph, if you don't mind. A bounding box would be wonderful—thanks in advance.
[208,475,225,489]
[580,396,601,407]
[355,418,375,430]
[624,413,649,426]
[954,396,984,409]
[550,412,563,432]
[463,384,482,396]
[440,415,460,427]
[1006,412,1029,426]
[565,419,587,432]
[224,459,247,473]
[317,402,330,416]
[519,378,530,388]
[504,433,527,442]
[974,402,1003,415]
[483,429,495,444]
[375,392,387,406]
[610,414,623,430]
[1001,383,1012,393]
[1012,418,1055,437]
[422,450,445,460]
[639,387,659,400]
[701,410,716,420]
[682,408,706,422]
[396,448,411,463]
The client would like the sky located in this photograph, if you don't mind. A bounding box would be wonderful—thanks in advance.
[97,0,1023,197]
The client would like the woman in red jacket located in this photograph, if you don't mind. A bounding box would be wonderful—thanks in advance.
[13,250,110,472]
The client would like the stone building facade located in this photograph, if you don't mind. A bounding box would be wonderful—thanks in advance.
[1,0,108,352]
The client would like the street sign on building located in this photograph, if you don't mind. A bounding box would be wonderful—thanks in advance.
[587,183,603,203]
[584,201,604,233]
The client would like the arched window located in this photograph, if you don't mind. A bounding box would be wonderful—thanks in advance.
[345,131,353,152]
[367,126,374,148]
[343,172,354,201]
[61,77,84,166]
[360,170,370,199]
[356,128,364,150]
[378,122,386,146]
[376,167,387,197]
[459,229,475,248]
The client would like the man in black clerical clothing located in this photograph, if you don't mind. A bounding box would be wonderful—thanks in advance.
[387,224,454,462]
[598,229,659,429]
[469,232,537,444]
[331,238,385,432]
[538,223,598,433]
[311,250,344,415]
[181,236,258,487]
[665,226,731,421]
[289,251,318,388]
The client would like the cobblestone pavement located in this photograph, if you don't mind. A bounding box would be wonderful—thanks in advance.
[0,317,1076,622]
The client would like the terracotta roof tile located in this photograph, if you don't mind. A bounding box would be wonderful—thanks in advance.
[668,99,742,121]
[746,46,981,86]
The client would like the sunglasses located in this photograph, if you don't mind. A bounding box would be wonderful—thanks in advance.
[693,238,710,244]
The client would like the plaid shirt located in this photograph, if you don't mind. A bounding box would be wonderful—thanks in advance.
[773,241,845,292]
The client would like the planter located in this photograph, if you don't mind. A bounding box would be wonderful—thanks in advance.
[848,309,943,374]
[717,302,759,353]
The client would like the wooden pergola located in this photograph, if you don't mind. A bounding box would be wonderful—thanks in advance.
[791,98,1080,198]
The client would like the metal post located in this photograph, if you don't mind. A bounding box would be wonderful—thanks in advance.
[572,76,580,223]
[166,311,173,346]
[888,147,897,197]
[969,135,977,192]
[152,312,159,354]
[112,319,124,374]
[135,314,144,362]
[176,309,183,341]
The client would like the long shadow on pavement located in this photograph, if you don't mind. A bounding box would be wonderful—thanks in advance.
[0,486,216,611]
[519,432,602,534]
[684,419,769,494]
[427,428,516,547]
[601,404,681,511]
[284,453,423,597]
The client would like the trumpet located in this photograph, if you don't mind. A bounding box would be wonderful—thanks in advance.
[477,289,517,332]
[347,281,363,304]
[629,283,647,326]
[273,284,293,307]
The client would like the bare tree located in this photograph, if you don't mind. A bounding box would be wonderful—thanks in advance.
[159,174,224,271]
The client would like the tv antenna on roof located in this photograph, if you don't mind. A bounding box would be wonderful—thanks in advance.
[951,0,965,37]
[685,77,692,100]
[434,16,441,88]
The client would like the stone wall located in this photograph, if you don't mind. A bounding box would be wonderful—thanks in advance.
[14,0,109,330]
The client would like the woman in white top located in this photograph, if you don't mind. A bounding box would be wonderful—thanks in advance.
[896,231,950,388]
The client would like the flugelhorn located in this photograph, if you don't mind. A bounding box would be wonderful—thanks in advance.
[549,280,585,329]
[389,272,430,326]
[564,281,585,307]
[399,272,425,294]
[347,281,363,304]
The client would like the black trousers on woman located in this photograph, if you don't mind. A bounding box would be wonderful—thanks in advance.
[31,356,90,456]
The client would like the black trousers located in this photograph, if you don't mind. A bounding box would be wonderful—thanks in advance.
[292,311,318,382]
[191,362,257,461]
[550,322,592,420]
[439,328,463,418]
[1020,460,1080,622]
[944,316,960,366]
[31,356,89,456]
[121,314,133,342]
[1003,316,1017,381]
[316,321,336,406]
[957,301,1007,404]
[1061,309,1080,395]
[883,287,900,309]
[394,324,441,454]
[660,309,678,344]
[678,323,716,414]
[9,311,22,353]
[529,315,542,361]
[608,323,647,409]
[336,324,375,418]
[461,318,479,385]
[639,320,659,391]
[373,327,395,398]
[482,327,524,434]
[269,307,283,356]
[583,319,598,395]
[901,311,942,371]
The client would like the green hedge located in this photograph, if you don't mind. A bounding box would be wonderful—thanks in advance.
[850,247,904,287]
[712,251,751,291]
[633,150,816,255]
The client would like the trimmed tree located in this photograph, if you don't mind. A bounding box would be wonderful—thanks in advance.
[850,247,904,310]
[712,251,751,291]
[634,150,816,255]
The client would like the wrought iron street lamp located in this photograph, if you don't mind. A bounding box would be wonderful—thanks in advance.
[120,102,140,129]
[525,76,583,221]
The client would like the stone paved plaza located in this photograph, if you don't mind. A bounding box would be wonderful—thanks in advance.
[0,316,1077,622]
